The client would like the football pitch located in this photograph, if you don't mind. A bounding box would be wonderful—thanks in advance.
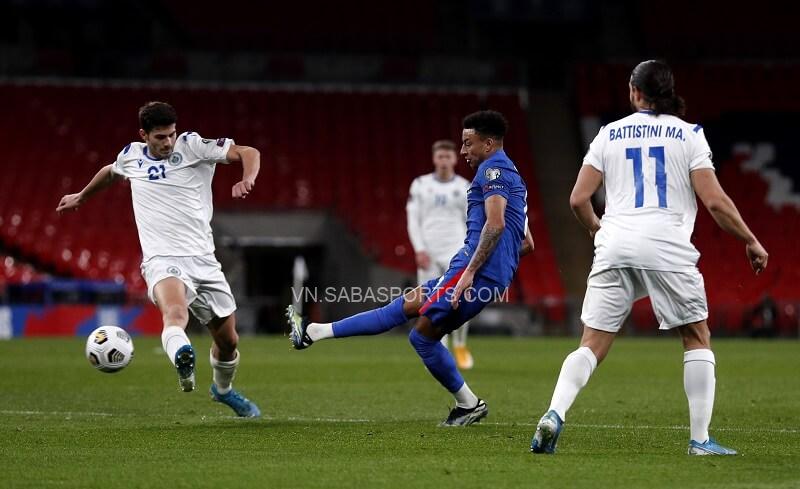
[1,336,798,488]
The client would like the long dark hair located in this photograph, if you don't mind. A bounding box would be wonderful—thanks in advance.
[630,60,686,117]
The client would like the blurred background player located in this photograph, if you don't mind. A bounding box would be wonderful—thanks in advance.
[530,60,769,455]
[406,140,474,369]
[288,110,535,426]
[56,101,262,417]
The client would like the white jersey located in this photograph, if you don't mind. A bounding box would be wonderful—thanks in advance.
[584,111,714,272]
[110,132,233,261]
[406,173,470,259]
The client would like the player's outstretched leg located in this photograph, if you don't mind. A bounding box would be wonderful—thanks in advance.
[155,278,195,392]
[451,322,473,370]
[207,314,260,417]
[288,295,414,350]
[409,319,487,426]
[680,322,736,455]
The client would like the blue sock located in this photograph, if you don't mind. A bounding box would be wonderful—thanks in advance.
[408,328,465,393]
[332,297,409,338]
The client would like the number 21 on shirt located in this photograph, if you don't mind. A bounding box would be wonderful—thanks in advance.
[148,164,166,181]
[626,146,666,208]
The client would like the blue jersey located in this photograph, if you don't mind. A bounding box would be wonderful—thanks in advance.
[464,149,528,285]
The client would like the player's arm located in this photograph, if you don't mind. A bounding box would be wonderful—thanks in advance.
[691,168,768,274]
[226,144,261,199]
[451,195,506,308]
[56,164,120,213]
[569,165,603,237]
[406,180,430,269]
[519,222,535,257]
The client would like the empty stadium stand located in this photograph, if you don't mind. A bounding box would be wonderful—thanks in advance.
[0,253,45,288]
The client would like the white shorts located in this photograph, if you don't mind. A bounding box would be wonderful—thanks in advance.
[417,254,451,284]
[580,267,708,333]
[141,254,237,325]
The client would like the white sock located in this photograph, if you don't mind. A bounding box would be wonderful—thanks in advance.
[454,382,479,409]
[161,326,190,366]
[548,346,597,421]
[451,323,468,348]
[306,322,334,342]
[684,349,716,443]
[210,349,240,395]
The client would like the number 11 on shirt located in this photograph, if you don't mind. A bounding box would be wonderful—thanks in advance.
[626,146,667,208]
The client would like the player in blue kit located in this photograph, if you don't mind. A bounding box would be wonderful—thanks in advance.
[287,110,535,426]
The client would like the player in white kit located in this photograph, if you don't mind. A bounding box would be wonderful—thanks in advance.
[530,60,769,455]
[406,140,474,369]
[56,101,262,417]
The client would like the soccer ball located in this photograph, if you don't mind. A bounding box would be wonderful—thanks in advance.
[85,326,134,373]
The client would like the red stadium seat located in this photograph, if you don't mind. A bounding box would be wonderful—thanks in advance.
[2,84,565,304]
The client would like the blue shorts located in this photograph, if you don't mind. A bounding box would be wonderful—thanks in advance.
[419,261,507,334]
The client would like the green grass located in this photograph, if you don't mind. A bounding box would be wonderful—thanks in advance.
[0,336,798,488]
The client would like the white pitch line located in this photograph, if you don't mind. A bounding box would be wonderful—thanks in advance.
[0,409,113,417]
[282,416,372,423]
[487,421,800,434]
[2,410,797,434]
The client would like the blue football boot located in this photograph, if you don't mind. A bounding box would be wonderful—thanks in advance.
[210,384,261,418]
[531,409,564,454]
[688,437,737,455]
[174,344,196,392]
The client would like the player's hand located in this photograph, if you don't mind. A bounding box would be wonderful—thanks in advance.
[746,240,768,275]
[56,193,84,213]
[519,239,535,257]
[450,269,475,310]
[415,251,431,269]
[232,179,255,199]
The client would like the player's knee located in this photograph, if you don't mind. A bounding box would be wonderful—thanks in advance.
[682,328,711,350]
[162,304,189,327]
[402,288,425,317]
[402,300,420,318]
[409,323,443,356]
[408,328,431,352]
[681,322,711,350]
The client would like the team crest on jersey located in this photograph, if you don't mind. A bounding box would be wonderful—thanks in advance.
[485,168,501,181]
[168,152,183,166]
[167,266,182,276]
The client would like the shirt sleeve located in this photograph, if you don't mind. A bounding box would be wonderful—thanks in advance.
[110,143,135,179]
[405,178,426,252]
[477,165,512,200]
[688,126,715,171]
[583,126,606,172]
[182,132,234,164]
